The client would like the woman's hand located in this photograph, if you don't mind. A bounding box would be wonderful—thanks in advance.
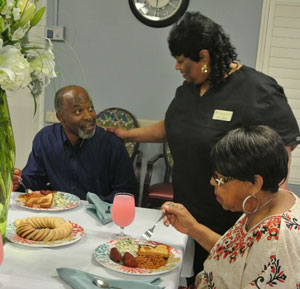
[162,201,222,252]
[105,127,129,141]
[161,202,198,235]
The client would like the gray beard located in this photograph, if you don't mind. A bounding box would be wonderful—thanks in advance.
[78,126,96,139]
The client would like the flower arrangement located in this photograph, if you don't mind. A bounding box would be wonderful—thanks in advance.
[0,0,56,103]
[0,0,56,241]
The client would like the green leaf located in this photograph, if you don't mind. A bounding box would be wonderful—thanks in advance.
[0,0,5,14]
[0,17,4,34]
[30,7,45,27]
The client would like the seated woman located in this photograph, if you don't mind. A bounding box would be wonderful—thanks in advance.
[162,125,300,288]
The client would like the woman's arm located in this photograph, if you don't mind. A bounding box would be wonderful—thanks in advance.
[161,202,222,252]
[105,120,167,143]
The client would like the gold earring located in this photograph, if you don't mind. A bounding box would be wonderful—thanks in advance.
[201,64,208,75]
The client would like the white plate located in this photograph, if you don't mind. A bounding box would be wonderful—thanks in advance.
[16,192,80,211]
[94,239,182,275]
[5,220,84,247]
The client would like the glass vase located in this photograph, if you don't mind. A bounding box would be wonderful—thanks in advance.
[0,88,15,242]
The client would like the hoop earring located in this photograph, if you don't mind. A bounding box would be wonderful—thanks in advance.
[201,64,208,75]
[242,195,259,214]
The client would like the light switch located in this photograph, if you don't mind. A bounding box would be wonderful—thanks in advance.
[45,26,64,41]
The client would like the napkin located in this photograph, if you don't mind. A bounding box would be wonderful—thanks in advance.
[57,267,164,289]
[85,192,112,225]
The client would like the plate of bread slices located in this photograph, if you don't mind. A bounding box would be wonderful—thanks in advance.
[94,238,181,275]
[16,191,80,211]
[6,216,84,247]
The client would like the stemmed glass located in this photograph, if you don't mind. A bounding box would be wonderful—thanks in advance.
[111,193,135,239]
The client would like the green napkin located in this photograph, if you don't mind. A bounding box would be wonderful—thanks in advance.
[85,192,112,225]
[57,267,164,289]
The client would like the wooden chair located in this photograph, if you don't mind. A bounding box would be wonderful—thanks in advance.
[141,142,174,208]
[96,107,142,191]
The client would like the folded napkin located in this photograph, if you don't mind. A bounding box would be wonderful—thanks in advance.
[57,267,164,289]
[85,192,112,225]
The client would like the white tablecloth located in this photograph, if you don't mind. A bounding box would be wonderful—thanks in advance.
[0,192,193,289]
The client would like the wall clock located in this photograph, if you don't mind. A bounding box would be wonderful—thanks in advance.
[129,0,190,28]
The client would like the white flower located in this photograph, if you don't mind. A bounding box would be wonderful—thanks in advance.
[0,0,56,97]
[1,0,14,16]
[12,27,26,41]
[28,39,57,83]
[0,46,31,91]
[13,8,21,21]
[17,0,36,28]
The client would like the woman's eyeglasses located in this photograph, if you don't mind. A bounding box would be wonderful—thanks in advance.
[212,173,234,186]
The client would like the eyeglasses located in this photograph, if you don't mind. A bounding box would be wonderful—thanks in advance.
[212,173,234,186]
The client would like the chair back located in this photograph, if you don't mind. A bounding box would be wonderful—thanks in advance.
[163,142,173,183]
[96,107,139,161]
[141,142,174,208]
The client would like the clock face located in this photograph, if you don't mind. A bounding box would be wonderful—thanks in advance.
[129,0,189,28]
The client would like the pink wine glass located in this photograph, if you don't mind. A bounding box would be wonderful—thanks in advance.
[111,193,135,239]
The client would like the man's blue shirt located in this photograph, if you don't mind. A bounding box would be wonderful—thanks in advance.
[21,123,138,202]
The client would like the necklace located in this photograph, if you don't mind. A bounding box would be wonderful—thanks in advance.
[245,195,276,231]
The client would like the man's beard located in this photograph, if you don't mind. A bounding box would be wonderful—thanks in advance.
[78,126,96,139]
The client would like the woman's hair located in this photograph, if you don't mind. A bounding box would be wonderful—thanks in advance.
[211,126,288,193]
[168,11,238,85]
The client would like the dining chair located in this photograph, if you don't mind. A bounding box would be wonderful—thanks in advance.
[96,107,142,191]
[141,142,174,208]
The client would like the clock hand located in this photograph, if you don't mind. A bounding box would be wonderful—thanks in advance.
[155,0,159,16]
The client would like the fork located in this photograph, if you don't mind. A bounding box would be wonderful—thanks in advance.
[18,180,31,194]
[140,213,166,241]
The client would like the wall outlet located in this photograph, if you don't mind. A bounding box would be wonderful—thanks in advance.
[45,26,64,41]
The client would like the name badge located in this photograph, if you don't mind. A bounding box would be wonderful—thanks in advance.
[213,110,233,122]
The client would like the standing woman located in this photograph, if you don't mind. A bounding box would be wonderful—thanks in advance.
[107,12,300,282]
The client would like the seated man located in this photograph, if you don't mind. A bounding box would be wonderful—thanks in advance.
[13,85,138,202]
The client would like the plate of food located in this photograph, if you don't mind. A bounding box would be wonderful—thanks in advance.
[93,238,182,275]
[5,216,84,247]
[16,191,80,211]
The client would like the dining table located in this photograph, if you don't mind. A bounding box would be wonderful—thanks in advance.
[0,192,193,289]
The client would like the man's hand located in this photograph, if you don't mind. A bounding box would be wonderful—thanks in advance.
[161,202,198,235]
[12,168,22,191]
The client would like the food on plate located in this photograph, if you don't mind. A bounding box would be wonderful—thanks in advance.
[138,244,169,258]
[15,216,73,242]
[17,191,72,209]
[17,191,56,208]
[109,239,170,269]
[110,247,122,262]
[52,192,70,208]
[136,244,169,269]
[123,252,138,268]
[115,238,138,257]
[25,193,54,208]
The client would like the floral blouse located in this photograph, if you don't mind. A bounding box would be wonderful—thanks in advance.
[195,192,300,289]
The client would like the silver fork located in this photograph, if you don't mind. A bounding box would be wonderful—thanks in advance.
[18,180,30,194]
[140,213,166,241]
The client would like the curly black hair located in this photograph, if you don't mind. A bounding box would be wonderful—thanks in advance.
[168,12,238,86]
